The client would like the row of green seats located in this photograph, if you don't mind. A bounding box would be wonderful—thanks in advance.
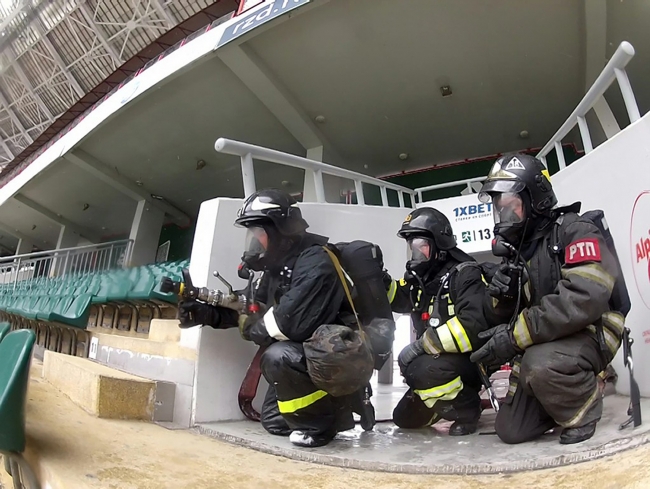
[0,259,190,328]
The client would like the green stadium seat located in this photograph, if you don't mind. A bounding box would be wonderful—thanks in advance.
[0,329,36,453]
[0,322,10,342]
[48,294,93,328]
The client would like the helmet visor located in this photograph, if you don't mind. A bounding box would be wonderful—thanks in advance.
[493,192,525,225]
[244,226,268,255]
[478,179,526,203]
[407,237,433,263]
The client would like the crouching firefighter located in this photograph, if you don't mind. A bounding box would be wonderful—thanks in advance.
[177,189,379,448]
[470,153,630,445]
[384,208,490,435]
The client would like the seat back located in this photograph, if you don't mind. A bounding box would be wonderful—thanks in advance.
[0,329,36,453]
[0,321,9,342]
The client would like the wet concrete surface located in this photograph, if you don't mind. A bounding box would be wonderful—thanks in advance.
[198,386,650,475]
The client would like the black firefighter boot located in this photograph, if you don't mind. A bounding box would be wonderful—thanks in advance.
[349,384,376,431]
[436,388,480,436]
[559,420,598,445]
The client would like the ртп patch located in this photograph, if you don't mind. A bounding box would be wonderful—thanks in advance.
[565,238,602,264]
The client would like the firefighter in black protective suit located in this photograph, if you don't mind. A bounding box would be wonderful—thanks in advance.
[384,208,490,435]
[177,189,372,448]
[470,153,624,445]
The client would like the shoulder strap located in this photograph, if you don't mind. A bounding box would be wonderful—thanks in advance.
[322,246,362,331]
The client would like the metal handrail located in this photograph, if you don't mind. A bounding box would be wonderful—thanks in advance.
[0,239,132,263]
[214,138,416,207]
[537,41,639,169]
[414,176,487,203]
[0,239,133,287]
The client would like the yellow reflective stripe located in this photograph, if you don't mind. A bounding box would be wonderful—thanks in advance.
[446,317,472,353]
[414,376,463,408]
[481,274,488,285]
[447,305,455,315]
[399,278,407,286]
[559,384,600,428]
[277,390,328,414]
[387,280,398,303]
[421,329,441,355]
[562,264,615,293]
[513,312,534,350]
[603,311,625,336]
[436,323,458,353]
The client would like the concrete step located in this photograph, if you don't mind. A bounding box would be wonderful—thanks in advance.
[42,351,158,421]
[85,319,197,428]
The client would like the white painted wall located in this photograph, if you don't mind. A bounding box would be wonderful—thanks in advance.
[189,198,410,423]
[552,112,650,396]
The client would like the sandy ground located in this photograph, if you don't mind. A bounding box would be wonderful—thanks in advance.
[3,367,650,489]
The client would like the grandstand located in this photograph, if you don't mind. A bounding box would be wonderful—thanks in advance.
[1,1,650,487]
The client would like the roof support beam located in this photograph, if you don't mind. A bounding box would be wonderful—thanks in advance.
[6,52,56,122]
[218,43,340,162]
[13,193,100,242]
[0,88,33,145]
[151,0,177,28]
[32,22,86,98]
[0,0,26,35]
[63,149,191,227]
[0,137,15,161]
[76,1,123,66]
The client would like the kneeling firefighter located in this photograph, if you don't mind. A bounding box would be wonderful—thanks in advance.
[470,153,629,445]
[178,189,391,448]
[384,208,490,435]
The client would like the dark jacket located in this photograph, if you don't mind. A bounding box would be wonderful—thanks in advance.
[244,233,346,346]
[484,211,624,358]
[388,256,489,354]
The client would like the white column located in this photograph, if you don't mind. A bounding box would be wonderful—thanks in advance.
[15,238,33,255]
[128,200,165,266]
[50,226,81,277]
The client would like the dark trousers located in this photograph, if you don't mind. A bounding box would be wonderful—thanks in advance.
[393,353,482,429]
[260,341,355,439]
[495,332,607,444]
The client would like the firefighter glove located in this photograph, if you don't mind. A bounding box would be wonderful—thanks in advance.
[398,339,425,376]
[470,324,520,367]
[178,300,221,329]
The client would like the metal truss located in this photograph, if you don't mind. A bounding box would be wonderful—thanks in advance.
[0,0,225,169]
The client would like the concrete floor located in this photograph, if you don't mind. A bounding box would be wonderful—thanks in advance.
[13,362,650,489]
[198,384,650,475]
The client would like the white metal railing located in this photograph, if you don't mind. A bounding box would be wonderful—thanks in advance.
[537,41,640,169]
[414,176,487,203]
[0,239,132,288]
[214,138,416,207]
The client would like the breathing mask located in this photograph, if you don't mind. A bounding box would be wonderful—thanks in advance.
[491,191,528,250]
[405,236,444,279]
[241,226,269,272]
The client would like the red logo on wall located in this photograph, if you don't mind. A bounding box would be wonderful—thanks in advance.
[630,191,650,310]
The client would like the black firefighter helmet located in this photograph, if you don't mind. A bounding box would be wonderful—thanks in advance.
[234,188,309,271]
[397,207,458,278]
[478,153,557,250]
